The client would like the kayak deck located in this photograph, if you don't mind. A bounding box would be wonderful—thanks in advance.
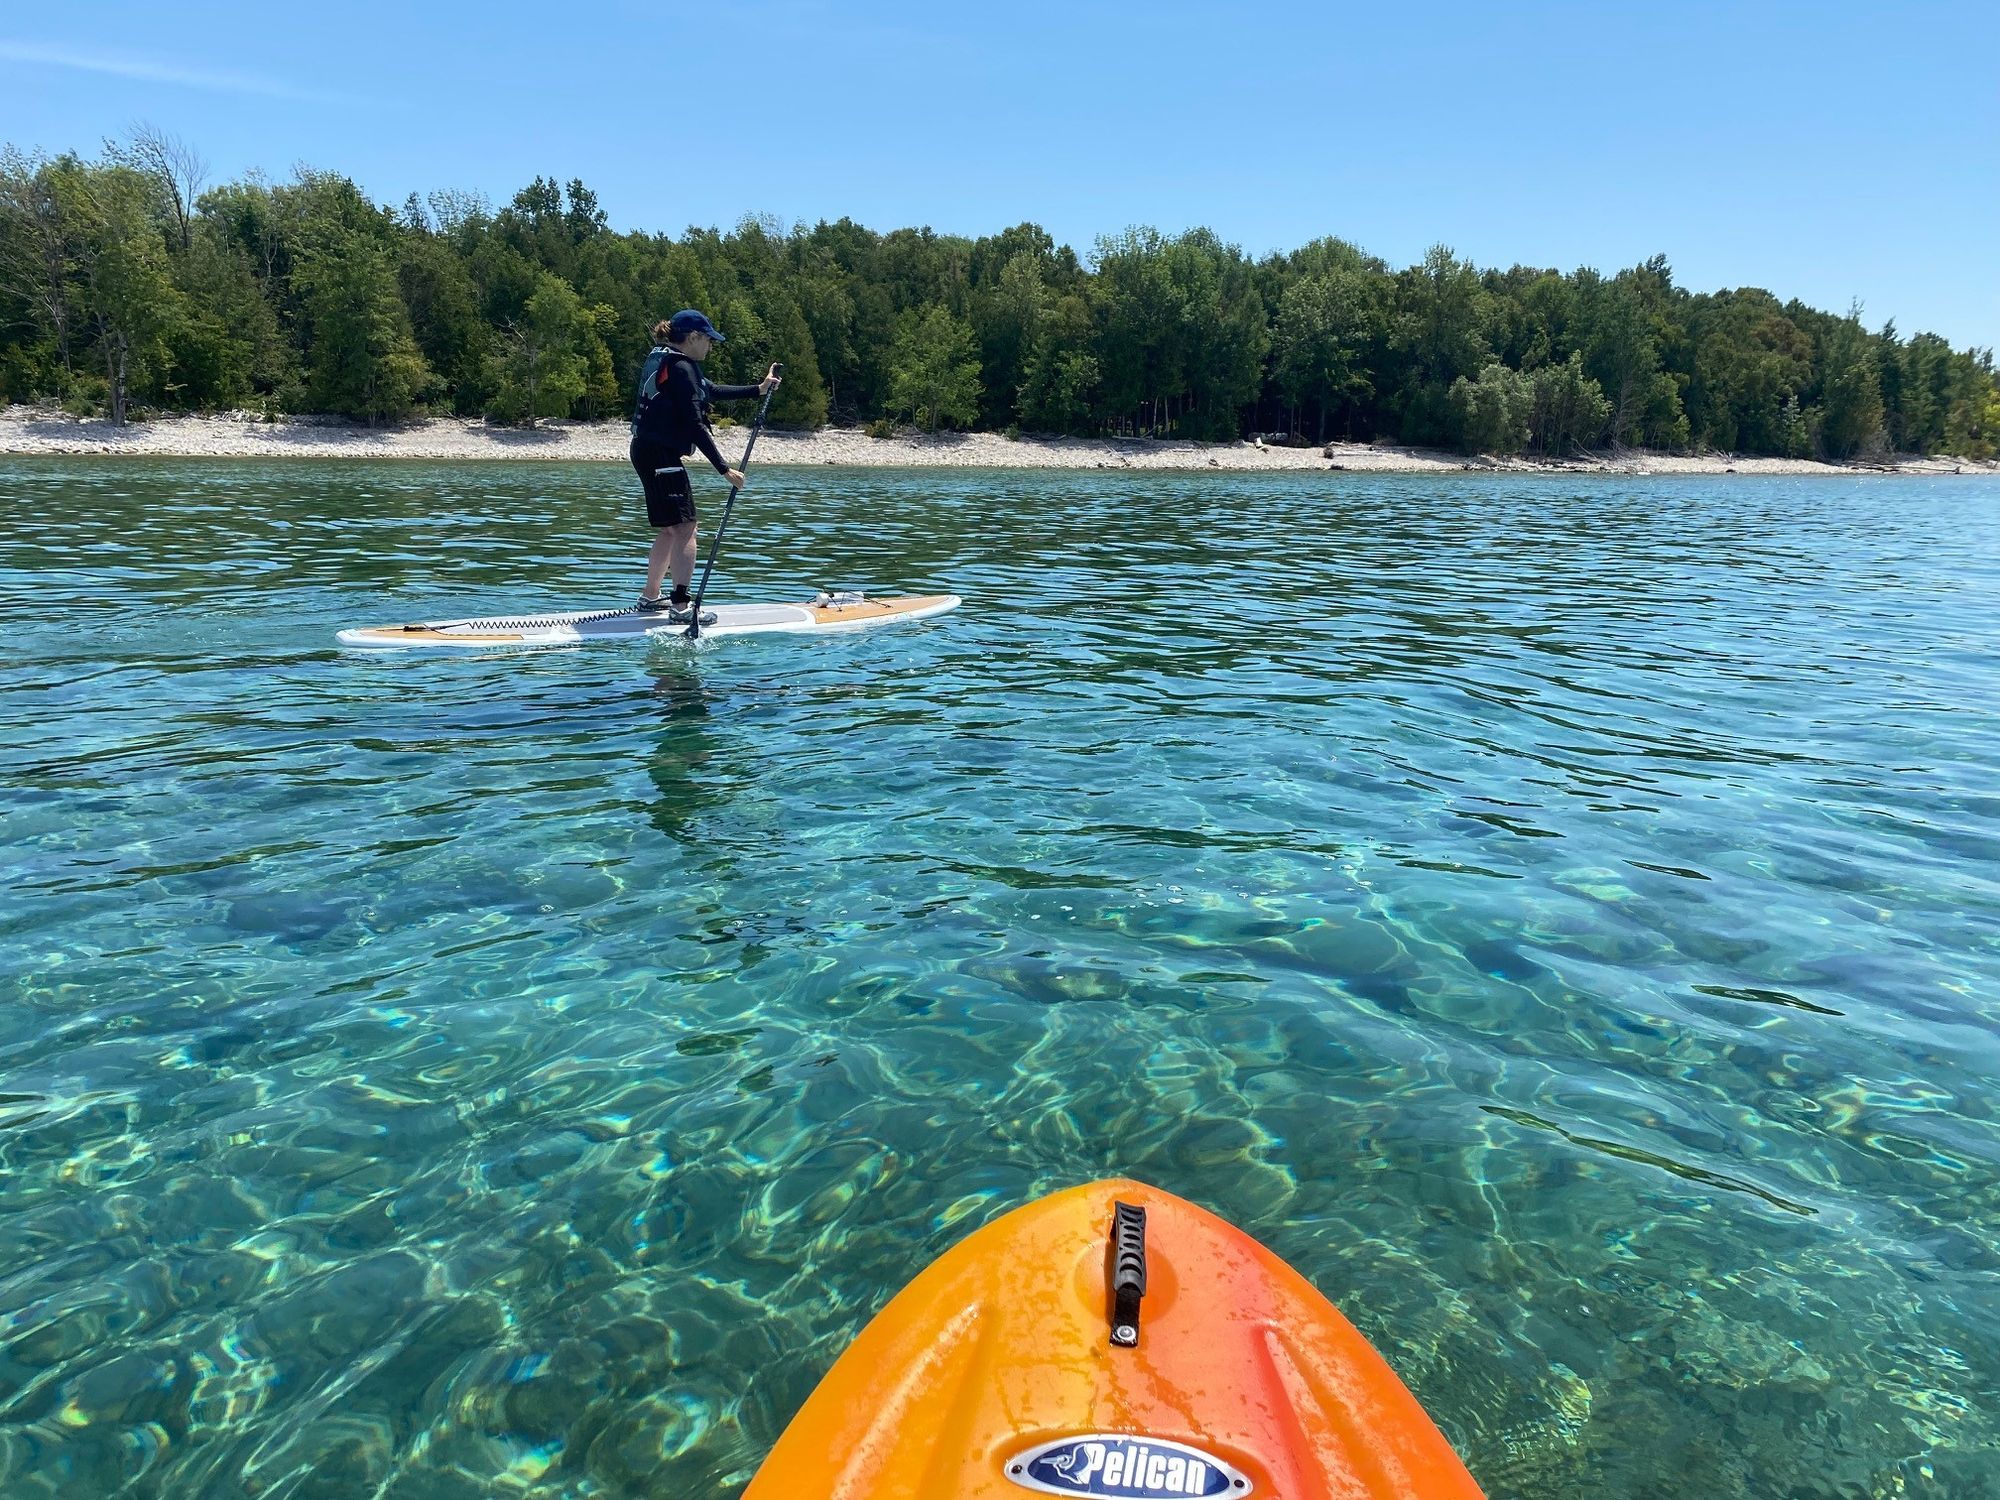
[336,593,960,648]
[744,1178,1485,1499]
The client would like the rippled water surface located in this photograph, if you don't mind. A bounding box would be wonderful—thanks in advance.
[4,459,1999,1498]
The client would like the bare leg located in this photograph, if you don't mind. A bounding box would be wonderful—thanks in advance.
[643,521,698,601]
[669,521,699,598]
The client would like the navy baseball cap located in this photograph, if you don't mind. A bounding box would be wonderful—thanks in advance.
[667,309,725,343]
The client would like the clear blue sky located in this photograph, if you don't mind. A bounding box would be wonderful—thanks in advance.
[5,0,1996,349]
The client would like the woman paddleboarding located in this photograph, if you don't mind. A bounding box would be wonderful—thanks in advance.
[628,309,780,624]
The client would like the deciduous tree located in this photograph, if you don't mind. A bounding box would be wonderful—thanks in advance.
[888,306,981,431]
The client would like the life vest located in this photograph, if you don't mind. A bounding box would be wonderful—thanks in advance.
[631,346,712,434]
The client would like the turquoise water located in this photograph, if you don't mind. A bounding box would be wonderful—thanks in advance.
[4,458,1999,1498]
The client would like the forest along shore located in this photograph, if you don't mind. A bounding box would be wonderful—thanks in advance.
[3,408,1990,476]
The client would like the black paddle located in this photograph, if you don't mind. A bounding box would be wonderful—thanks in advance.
[685,363,782,641]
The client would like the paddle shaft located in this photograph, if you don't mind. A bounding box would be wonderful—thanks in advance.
[686,363,782,640]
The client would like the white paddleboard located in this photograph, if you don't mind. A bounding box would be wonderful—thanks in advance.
[336,593,960,649]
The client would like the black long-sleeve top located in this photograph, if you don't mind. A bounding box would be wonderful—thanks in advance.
[630,346,760,474]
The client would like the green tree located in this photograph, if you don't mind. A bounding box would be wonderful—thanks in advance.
[578,301,623,420]
[1018,291,1100,434]
[1881,327,1952,453]
[489,175,603,286]
[200,177,288,303]
[400,231,490,413]
[753,291,829,428]
[166,223,292,409]
[1685,291,1814,452]
[1169,229,1267,440]
[1450,363,1532,453]
[673,219,828,428]
[1573,258,1688,448]
[794,256,860,421]
[0,148,85,395]
[295,225,432,423]
[1526,353,1610,454]
[1485,266,1573,373]
[971,248,1048,428]
[888,305,981,430]
[60,161,183,424]
[877,225,973,319]
[1813,306,1885,459]
[1942,350,1999,459]
[1092,227,1184,433]
[488,271,589,424]
[1390,245,1493,445]
[793,217,896,421]
[1273,267,1380,439]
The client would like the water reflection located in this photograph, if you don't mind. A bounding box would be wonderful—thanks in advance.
[643,660,726,852]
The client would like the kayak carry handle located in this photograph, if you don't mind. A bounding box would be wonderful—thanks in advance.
[1109,1201,1147,1347]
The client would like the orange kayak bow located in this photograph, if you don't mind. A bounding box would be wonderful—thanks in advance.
[744,1178,1485,1499]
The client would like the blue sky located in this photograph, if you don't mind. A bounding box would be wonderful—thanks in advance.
[4,0,1995,348]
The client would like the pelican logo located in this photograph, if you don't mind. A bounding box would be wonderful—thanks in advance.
[1005,1435,1250,1497]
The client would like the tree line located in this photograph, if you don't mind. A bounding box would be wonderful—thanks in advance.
[3,132,1995,460]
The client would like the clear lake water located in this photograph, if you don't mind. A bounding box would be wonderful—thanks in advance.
[3,458,1999,1497]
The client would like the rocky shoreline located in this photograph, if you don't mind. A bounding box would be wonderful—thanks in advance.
[2,407,1990,477]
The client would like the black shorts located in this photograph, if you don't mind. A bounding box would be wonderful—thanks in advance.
[631,440,696,528]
